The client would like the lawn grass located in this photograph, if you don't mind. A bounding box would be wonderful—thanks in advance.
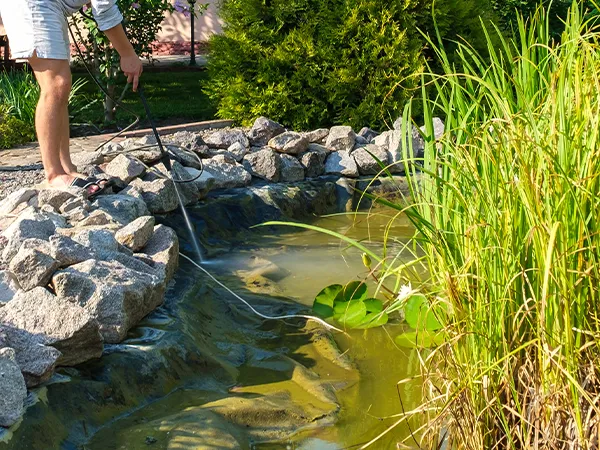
[71,70,217,131]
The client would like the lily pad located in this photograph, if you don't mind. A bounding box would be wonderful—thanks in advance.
[342,281,368,302]
[356,312,389,329]
[313,284,343,318]
[333,300,367,328]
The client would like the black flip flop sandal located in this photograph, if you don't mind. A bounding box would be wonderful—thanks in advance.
[70,177,109,200]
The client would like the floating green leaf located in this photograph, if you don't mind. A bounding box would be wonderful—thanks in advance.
[363,298,384,313]
[395,330,446,348]
[343,281,368,302]
[333,300,367,328]
[313,284,343,318]
[356,312,389,329]
[405,294,444,331]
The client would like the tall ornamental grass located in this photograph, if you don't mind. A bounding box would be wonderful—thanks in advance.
[398,2,600,448]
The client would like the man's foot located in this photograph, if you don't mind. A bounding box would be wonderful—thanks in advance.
[47,174,101,196]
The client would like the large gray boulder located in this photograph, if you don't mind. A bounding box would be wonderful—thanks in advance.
[280,154,305,182]
[1,209,56,262]
[8,246,60,291]
[0,271,19,305]
[325,126,355,152]
[0,324,61,387]
[0,287,103,366]
[117,140,162,164]
[268,132,309,155]
[138,225,179,283]
[204,129,249,149]
[183,167,216,198]
[37,189,79,211]
[49,235,94,268]
[248,117,285,146]
[105,154,146,184]
[129,178,179,214]
[116,216,155,252]
[324,151,359,178]
[303,129,329,144]
[165,145,202,170]
[352,144,390,175]
[0,347,27,428]
[299,147,327,178]
[203,156,252,189]
[242,148,282,182]
[165,131,206,153]
[52,259,166,344]
[149,161,201,207]
[92,194,149,225]
[71,229,120,260]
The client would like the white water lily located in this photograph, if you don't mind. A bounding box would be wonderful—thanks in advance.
[396,283,414,302]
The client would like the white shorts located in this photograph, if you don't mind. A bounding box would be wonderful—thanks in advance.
[0,1,71,60]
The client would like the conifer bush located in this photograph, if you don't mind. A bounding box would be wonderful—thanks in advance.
[206,0,494,130]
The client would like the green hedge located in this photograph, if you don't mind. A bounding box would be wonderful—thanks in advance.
[206,0,495,130]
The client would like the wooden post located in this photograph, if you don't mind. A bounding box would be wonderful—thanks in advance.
[189,0,197,66]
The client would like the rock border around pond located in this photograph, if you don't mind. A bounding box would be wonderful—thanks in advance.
[0,115,443,429]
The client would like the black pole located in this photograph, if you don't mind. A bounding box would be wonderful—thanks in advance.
[190,0,196,66]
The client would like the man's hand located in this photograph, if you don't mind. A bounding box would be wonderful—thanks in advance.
[121,54,143,91]
[104,24,143,91]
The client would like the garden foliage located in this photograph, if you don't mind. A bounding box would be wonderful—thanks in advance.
[206,0,495,130]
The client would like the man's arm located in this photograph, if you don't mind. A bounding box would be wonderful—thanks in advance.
[104,25,143,91]
[90,1,143,91]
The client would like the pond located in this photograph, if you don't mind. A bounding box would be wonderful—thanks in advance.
[1,207,423,450]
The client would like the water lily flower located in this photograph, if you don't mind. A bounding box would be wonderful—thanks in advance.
[396,283,414,302]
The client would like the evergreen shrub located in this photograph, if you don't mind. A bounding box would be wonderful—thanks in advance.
[206,0,494,130]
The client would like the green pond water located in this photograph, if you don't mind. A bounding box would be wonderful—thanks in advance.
[1,210,423,450]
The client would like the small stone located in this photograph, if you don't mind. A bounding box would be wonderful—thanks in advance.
[165,131,206,153]
[268,132,309,155]
[9,247,60,291]
[324,151,359,178]
[0,287,103,366]
[74,209,115,227]
[71,151,105,167]
[39,207,69,229]
[325,126,356,152]
[303,129,329,144]
[0,271,20,305]
[59,197,91,215]
[248,117,285,146]
[0,189,37,217]
[358,127,379,142]
[64,207,89,224]
[242,148,282,182]
[299,148,327,178]
[354,135,368,147]
[129,179,179,214]
[98,141,123,158]
[0,347,27,428]
[352,144,390,175]
[373,129,423,173]
[225,142,248,162]
[204,129,249,149]
[280,154,305,182]
[105,154,146,184]
[92,194,149,225]
[116,216,156,252]
[165,145,202,170]
[37,189,78,210]
[184,167,216,196]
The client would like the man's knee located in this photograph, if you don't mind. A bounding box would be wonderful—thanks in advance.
[29,56,72,105]
[40,75,72,105]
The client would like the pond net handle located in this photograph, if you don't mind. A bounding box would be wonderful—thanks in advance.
[137,84,173,173]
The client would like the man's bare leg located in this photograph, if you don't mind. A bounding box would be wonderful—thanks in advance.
[28,54,98,192]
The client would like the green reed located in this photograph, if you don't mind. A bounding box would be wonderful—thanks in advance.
[398,2,600,448]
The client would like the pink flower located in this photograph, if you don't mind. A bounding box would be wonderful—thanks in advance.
[131,2,140,8]
[82,4,89,11]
